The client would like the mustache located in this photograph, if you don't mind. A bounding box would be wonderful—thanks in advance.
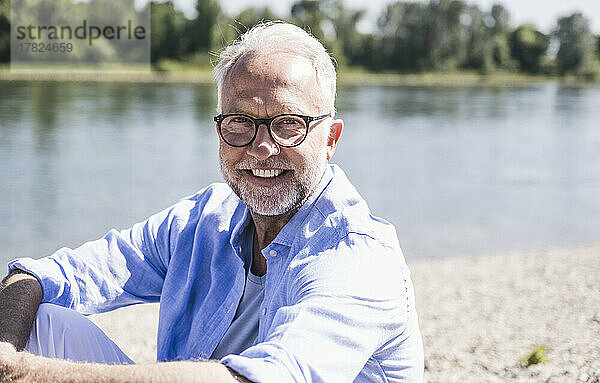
[234,158,294,170]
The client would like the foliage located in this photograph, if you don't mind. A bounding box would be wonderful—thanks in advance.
[328,1,366,66]
[509,24,549,73]
[290,0,327,42]
[150,0,222,63]
[0,0,9,63]
[376,1,518,73]
[0,0,598,79]
[233,7,278,31]
[378,1,434,71]
[187,0,221,52]
[150,1,188,61]
[289,0,347,66]
[554,12,599,76]
[522,345,550,366]
[212,6,279,54]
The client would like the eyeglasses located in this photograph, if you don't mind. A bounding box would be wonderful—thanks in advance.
[214,113,331,148]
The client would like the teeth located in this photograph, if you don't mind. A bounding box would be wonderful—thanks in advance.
[251,169,284,178]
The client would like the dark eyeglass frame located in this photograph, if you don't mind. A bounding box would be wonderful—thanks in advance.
[214,113,331,148]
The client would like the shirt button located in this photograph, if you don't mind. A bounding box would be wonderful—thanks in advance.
[269,250,277,257]
[262,308,267,315]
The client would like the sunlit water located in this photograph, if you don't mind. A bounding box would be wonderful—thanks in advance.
[1,81,599,263]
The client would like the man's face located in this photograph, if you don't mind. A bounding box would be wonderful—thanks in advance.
[218,52,340,216]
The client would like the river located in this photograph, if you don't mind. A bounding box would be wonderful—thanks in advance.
[1,81,598,262]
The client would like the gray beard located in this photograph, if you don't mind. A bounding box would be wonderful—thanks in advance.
[219,147,328,216]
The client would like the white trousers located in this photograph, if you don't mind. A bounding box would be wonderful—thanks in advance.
[25,303,134,364]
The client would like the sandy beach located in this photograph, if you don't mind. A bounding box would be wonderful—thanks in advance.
[89,245,600,382]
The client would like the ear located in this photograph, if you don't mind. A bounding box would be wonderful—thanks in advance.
[326,119,343,161]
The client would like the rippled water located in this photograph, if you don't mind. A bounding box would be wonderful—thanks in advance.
[1,81,599,262]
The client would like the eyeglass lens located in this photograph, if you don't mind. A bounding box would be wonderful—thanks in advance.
[221,115,307,147]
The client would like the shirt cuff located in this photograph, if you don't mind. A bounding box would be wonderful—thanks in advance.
[221,354,289,383]
[7,257,70,307]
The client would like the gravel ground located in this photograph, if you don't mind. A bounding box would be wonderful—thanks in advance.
[89,245,600,382]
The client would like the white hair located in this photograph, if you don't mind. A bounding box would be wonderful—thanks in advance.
[213,21,337,116]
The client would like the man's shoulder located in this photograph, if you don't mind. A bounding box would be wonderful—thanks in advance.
[288,210,409,302]
[159,182,244,228]
[305,165,401,251]
[282,166,405,286]
[293,215,404,269]
[286,166,410,301]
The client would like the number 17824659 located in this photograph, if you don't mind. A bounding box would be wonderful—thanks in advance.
[19,42,73,53]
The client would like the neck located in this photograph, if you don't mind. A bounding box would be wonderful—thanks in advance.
[250,207,298,250]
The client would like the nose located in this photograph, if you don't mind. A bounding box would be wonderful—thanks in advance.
[246,123,280,160]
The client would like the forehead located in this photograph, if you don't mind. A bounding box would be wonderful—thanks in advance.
[221,52,323,115]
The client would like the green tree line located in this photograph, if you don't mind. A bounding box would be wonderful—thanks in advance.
[1,0,599,77]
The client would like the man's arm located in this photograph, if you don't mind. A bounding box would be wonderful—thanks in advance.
[0,270,43,350]
[0,342,251,383]
[221,237,416,382]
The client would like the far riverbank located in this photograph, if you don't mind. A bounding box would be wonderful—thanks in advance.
[2,66,595,87]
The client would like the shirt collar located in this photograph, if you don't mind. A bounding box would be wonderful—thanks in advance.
[229,203,252,258]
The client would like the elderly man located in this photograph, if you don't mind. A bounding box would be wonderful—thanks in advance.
[0,22,423,382]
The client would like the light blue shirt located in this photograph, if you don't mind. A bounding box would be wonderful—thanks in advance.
[8,164,424,382]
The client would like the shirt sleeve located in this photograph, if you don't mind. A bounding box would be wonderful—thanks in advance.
[7,201,183,314]
[221,234,412,382]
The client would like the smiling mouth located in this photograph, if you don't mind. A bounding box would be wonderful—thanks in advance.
[244,169,290,179]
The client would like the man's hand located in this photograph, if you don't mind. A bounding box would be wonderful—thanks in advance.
[0,270,43,350]
[0,341,25,381]
[0,342,248,383]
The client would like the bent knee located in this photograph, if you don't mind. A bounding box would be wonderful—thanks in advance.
[35,303,92,332]
[29,304,133,363]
